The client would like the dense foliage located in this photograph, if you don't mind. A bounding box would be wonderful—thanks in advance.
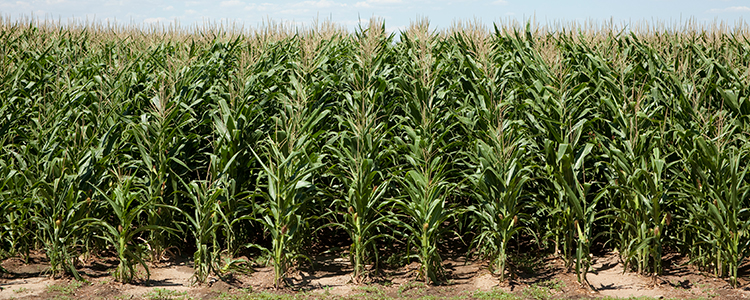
[1,18,749,288]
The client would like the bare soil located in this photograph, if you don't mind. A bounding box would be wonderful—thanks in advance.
[1,250,750,299]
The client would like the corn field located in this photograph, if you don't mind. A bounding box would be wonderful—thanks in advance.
[1,17,750,288]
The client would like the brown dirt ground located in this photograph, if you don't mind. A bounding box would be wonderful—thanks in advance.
[1,250,750,299]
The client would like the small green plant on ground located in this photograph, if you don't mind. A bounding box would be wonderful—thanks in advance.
[695,282,719,299]
[217,291,297,300]
[398,281,427,296]
[521,279,563,300]
[145,288,191,300]
[472,289,521,300]
[521,286,550,300]
[357,285,387,296]
[536,279,563,292]
[600,297,684,300]
[45,280,83,295]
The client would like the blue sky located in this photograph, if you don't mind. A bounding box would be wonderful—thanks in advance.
[1,0,748,32]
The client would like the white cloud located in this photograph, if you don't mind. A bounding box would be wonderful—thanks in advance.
[5,1,32,9]
[164,5,173,11]
[270,0,347,13]
[297,0,336,8]
[144,17,168,23]
[220,0,243,7]
[493,0,508,5]
[280,8,309,15]
[102,1,122,7]
[355,0,401,8]
[707,6,750,13]
[293,0,345,8]
[245,3,276,11]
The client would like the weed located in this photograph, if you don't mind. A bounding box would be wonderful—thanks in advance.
[521,283,552,300]
[145,288,191,300]
[45,281,83,295]
[536,279,563,292]
[398,281,426,296]
[355,284,388,298]
[217,291,297,300]
[600,297,682,300]
[472,289,521,300]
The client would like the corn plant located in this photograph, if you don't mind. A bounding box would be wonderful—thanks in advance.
[326,113,394,282]
[32,176,98,280]
[249,138,323,287]
[390,19,464,284]
[392,126,458,283]
[130,92,196,263]
[209,96,250,254]
[0,169,32,260]
[604,98,674,278]
[678,133,750,287]
[327,133,392,282]
[452,23,534,281]
[600,76,675,277]
[95,171,177,283]
[524,58,602,288]
[465,122,530,280]
[324,18,396,282]
[609,144,673,276]
[508,27,626,287]
[247,74,327,287]
[392,147,454,284]
[178,178,229,284]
